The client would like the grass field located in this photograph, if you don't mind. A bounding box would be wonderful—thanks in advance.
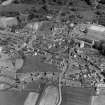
[17,55,59,73]
[61,87,95,105]
[0,90,29,105]
[91,95,105,105]
[0,4,41,13]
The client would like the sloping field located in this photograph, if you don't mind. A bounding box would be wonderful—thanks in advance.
[91,95,105,105]
[81,25,105,41]
[61,87,95,105]
[0,90,29,105]
[38,85,59,105]
[84,30,105,41]
[0,82,45,105]
[0,4,42,13]
[0,86,95,105]
[24,92,39,105]
[17,55,59,73]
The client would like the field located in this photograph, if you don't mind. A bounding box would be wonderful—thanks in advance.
[0,90,29,105]
[0,0,105,105]
[17,55,59,73]
[61,87,95,105]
